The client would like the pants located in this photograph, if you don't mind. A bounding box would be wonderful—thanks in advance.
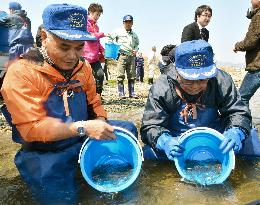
[90,61,104,94]
[136,66,144,82]
[103,59,109,81]
[117,54,136,82]
[239,70,260,107]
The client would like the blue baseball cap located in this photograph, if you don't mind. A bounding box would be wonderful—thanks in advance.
[42,3,96,41]
[123,15,133,22]
[175,40,217,80]
[9,2,22,10]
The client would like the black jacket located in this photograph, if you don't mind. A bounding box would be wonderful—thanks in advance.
[181,22,209,43]
[141,66,251,148]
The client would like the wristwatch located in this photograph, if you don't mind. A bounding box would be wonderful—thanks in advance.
[76,121,86,137]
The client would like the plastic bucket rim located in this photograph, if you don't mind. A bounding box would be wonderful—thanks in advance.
[79,128,143,192]
[105,42,121,46]
[174,127,235,185]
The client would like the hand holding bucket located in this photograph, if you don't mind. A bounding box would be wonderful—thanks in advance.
[78,126,143,193]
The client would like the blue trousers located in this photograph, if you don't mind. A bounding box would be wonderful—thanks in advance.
[239,70,260,107]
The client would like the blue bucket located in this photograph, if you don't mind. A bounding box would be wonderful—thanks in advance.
[174,127,235,185]
[105,42,120,59]
[79,126,143,192]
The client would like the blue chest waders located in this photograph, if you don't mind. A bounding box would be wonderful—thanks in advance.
[1,79,139,204]
[2,80,88,205]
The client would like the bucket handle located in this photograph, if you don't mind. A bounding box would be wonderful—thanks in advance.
[78,126,144,163]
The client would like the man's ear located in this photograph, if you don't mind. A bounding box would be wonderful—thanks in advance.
[41,29,47,47]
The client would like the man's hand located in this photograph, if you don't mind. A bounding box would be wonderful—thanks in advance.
[219,127,245,154]
[132,50,137,56]
[84,120,116,140]
[156,133,184,160]
[72,120,116,140]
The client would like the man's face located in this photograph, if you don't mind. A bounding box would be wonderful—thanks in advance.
[42,31,85,70]
[123,21,133,31]
[197,10,212,27]
[177,74,209,95]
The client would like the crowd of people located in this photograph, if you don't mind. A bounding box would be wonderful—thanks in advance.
[0,1,259,204]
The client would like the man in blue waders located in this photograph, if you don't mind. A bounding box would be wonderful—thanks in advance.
[109,15,139,98]
[1,4,137,205]
[141,40,260,160]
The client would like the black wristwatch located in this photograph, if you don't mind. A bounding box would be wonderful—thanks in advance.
[76,121,86,137]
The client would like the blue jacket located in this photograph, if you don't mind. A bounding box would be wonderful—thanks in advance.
[135,57,144,68]
[0,10,34,47]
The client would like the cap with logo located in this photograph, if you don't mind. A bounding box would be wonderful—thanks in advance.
[175,40,217,80]
[123,15,133,22]
[9,2,22,10]
[42,3,96,41]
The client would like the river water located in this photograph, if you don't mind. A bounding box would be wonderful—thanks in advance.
[0,89,259,205]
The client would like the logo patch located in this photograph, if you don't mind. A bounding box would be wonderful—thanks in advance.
[69,13,85,28]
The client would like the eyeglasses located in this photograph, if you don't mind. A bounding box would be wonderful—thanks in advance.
[200,14,212,18]
[177,75,209,86]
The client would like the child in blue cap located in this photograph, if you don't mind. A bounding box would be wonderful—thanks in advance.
[141,40,259,161]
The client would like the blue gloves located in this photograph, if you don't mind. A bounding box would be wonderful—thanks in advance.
[220,127,246,154]
[156,133,184,160]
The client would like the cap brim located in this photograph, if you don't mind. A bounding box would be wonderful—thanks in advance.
[176,64,217,80]
[50,30,96,41]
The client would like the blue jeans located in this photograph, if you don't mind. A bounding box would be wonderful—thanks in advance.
[239,70,260,107]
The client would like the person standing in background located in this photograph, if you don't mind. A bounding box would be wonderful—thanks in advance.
[181,5,212,43]
[234,0,260,108]
[0,2,34,61]
[158,44,176,74]
[110,15,139,98]
[135,52,144,82]
[82,3,106,95]
[147,46,157,85]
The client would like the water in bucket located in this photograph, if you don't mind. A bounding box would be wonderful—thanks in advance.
[79,127,143,193]
[184,159,222,185]
[174,127,235,185]
[91,154,133,190]
[105,42,120,59]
